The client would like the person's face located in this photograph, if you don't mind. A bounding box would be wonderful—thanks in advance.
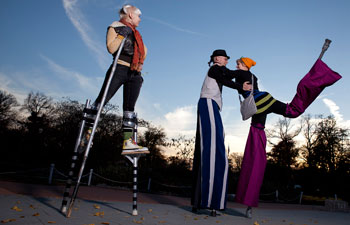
[236,61,248,71]
[214,56,229,66]
[130,11,141,27]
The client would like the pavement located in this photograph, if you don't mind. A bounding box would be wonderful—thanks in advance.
[0,180,349,225]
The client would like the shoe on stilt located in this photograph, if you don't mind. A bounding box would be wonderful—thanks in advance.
[210,209,217,217]
[246,206,252,219]
[121,138,150,155]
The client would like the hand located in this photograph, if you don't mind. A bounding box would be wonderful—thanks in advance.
[243,81,252,91]
[118,26,132,38]
[137,63,143,72]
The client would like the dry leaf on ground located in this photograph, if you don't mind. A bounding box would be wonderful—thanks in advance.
[11,206,22,212]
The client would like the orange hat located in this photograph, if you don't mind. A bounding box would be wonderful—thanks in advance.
[240,57,256,69]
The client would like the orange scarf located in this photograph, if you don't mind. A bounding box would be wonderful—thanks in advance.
[121,20,145,71]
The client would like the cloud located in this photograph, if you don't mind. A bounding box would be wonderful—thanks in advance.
[0,73,28,103]
[62,0,108,70]
[323,98,350,128]
[159,105,197,138]
[144,16,209,37]
[40,54,97,93]
[323,98,343,121]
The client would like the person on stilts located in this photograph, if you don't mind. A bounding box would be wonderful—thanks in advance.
[191,50,251,216]
[93,4,149,155]
[234,43,342,218]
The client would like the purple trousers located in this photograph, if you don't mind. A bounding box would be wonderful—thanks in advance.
[236,59,342,207]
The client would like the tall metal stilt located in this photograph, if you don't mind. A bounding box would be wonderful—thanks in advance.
[125,154,147,216]
[63,37,127,218]
[60,100,92,214]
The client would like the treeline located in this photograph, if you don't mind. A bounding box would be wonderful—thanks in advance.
[0,90,349,202]
[0,90,192,192]
[230,116,350,202]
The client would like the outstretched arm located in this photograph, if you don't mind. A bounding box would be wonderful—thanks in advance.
[208,65,243,92]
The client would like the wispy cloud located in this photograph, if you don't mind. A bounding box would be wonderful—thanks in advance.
[144,16,209,37]
[323,98,343,121]
[40,54,98,94]
[0,73,28,103]
[62,0,108,70]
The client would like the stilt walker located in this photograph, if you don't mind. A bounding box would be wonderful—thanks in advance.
[235,39,342,218]
[192,50,248,216]
[61,4,149,217]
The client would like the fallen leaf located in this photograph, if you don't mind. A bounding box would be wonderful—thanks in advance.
[1,219,16,223]
[11,206,22,212]
[101,222,110,225]
[93,204,101,209]
[158,221,166,224]
[152,216,159,219]
[194,217,199,220]
[48,221,56,224]
[254,222,260,225]
[132,219,143,224]
[30,205,35,209]
[19,216,25,218]
[32,213,40,217]
[148,209,153,213]
[16,201,21,204]
[94,212,105,217]
[216,221,221,223]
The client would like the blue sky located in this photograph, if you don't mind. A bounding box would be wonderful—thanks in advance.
[1,0,349,154]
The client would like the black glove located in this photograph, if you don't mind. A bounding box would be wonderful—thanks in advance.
[118,26,132,38]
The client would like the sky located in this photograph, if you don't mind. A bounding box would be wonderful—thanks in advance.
[1,0,349,155]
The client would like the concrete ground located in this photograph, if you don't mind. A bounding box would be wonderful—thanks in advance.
[0,180,349,225]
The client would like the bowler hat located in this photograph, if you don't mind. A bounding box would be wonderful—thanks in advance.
[210,49,230,59]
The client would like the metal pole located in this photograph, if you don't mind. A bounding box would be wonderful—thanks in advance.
[147,177,151,192]
[60,100,90,214]
[132,157,138,216]
[299,191,303,204]
[48,163,55,184]
[66,37,127,218]
[88,169,93,186]
[126,155,140,216]
[318,39,331,60]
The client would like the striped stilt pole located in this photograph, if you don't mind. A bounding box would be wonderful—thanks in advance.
[126,155,140,216]
[60,100,90,214]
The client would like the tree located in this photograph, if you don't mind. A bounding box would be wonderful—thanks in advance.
[228,152,243,172]
[311,115,349,173]
[266,118,301,169]
[167,135,195,168]
[21,91,54,118]
[0,90,18,129]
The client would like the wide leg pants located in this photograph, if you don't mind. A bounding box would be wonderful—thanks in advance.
[191,98,228,210]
